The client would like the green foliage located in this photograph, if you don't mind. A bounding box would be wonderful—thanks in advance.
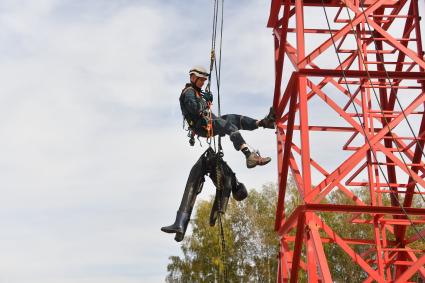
[320,188,372,282]
[166,181,425,283]
[319,187,425,282]
[166,183,280,283]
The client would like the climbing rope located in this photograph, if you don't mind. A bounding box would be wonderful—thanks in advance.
[208,0,228,282]
[336,0,425,205]
[353,1,425,204]
[207,0,225,155]
[339,0,425,240]
[215,157,228,282]
[357,0,425,162]
[341,0,425,204]
[203,0,219,145]
[319,0,425,242]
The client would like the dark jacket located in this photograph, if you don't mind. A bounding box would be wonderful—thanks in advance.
[179,84,209,126]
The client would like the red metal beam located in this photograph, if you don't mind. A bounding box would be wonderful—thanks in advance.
[317,216,386,282]
[304,204,425,216]
[298,69,425,79]
[270,0,425,281]
[309,224,333,282]
[275,89,298,231]
[394,254,425,283]
[289,212,305,283]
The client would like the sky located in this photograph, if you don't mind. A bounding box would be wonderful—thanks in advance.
[0,0,424,282]
[0,1,277,282]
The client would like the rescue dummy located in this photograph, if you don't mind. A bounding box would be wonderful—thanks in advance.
[161,148,248,242]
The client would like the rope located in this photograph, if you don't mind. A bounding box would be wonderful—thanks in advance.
[209,1,228,282]
[215,0,224,118]
[211,0,225,166]
[340,0,425,240]
[319,0,425,242]
[353,1,425,204]
[340,0,425,204]
[341,0,425,202]
[357,0,425,161]
[215,157,228,282]
[214,0,225,155]
[206,0,218,94]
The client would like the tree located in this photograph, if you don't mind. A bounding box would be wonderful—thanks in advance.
[314,186,425,283]
[166,183,280,283]
[166,180,425,282]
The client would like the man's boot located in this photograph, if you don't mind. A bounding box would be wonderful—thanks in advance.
[161,211,190,234]
[258,107,276,129]
[246,151,271,168]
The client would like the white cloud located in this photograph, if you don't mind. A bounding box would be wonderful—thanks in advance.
[0,1,192,282]
[1,0,422,282]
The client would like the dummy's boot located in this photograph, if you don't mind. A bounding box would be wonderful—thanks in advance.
[246,151,271,168]
[258,107,276,129]
[161,149,211,242]
[161,211,190,234]
[174,209,192,242]
[174,152,212,241]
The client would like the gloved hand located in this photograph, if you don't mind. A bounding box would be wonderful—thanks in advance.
[202,91,213,103]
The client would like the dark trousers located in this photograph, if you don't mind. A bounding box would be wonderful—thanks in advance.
[194,114,258,150]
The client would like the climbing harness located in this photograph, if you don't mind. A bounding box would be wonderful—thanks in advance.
[179,84,214,146]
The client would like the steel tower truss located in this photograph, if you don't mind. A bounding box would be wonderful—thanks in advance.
[268,0,425,282]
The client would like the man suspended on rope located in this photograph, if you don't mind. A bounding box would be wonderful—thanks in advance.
[180,66,275,168]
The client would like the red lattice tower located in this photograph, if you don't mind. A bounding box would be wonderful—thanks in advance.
[268,0,425,282]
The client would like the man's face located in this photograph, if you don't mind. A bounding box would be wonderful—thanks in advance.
[195,77,207,89]
[191,74,207,89]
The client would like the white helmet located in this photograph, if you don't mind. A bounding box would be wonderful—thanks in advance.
[189,66,209,79]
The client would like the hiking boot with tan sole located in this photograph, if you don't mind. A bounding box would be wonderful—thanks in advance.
[246,152,271,168]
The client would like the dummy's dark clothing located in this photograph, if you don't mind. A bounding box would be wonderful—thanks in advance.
[180,84,258,150]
